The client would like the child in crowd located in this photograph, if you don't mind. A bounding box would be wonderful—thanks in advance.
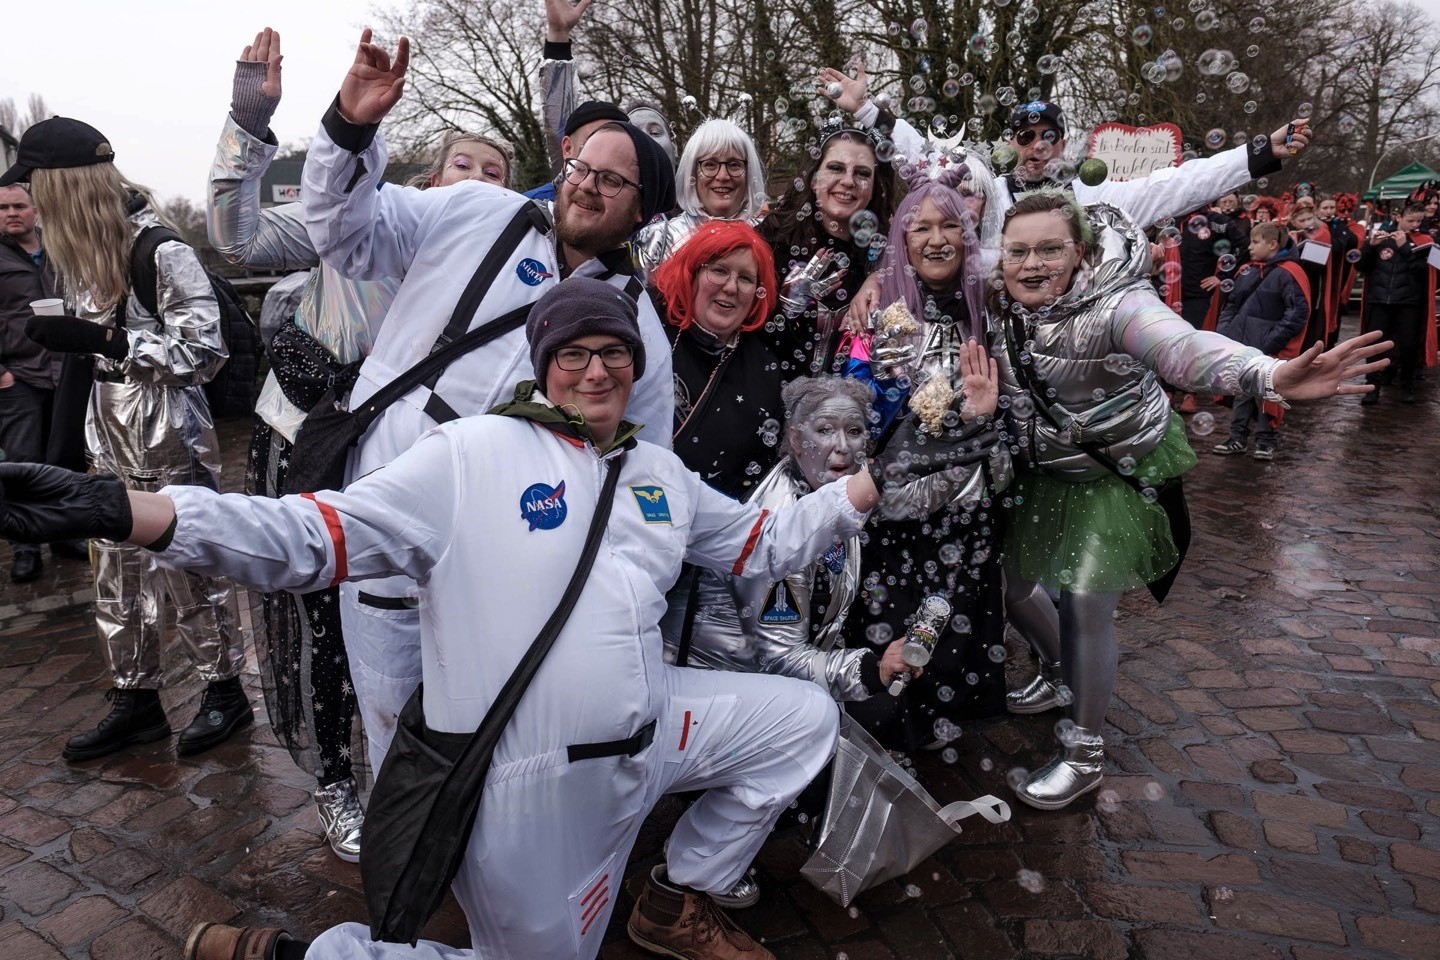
[1213,221,1312,460]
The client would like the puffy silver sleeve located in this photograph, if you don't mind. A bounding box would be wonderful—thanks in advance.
[539,55,578,177]
[206,114,320,272]
[1113,286,1277,397]
[121,241,228,386]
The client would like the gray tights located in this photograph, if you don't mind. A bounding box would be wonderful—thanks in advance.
[1004,571,1122,731]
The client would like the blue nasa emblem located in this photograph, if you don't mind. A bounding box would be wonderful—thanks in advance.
[630,485,672,524]
[516,258,554,286]
[821,541,847,575]
[520,480,568,531]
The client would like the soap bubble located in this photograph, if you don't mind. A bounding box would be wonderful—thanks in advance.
[1190,411,1216,436]
[825,82,844,100]
[1195,9,1218,29]
[1016,869,1047,893]
[1132,24,1154,45]
[1226,71,1250,93]
[865,623,893,644]
[1204,128,1226,149]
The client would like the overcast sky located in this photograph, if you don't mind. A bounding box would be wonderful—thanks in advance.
[6,0,1440,204]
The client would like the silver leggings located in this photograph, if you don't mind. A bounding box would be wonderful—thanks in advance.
[1004,570,1122,731]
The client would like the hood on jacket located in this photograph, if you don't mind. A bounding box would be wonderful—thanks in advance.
[1043,203,1154,317]
[488,380,642,454]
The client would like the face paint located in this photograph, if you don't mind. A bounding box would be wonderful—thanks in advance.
[789,397,869,490]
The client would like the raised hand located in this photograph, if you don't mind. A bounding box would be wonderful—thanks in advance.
[1268,117,1313,159]
[241,27,283,98]
[817,63,868,115]
[338,28,411,126]
[779,248,846,319]
[546,0,594,42]
[958,338,999,421]
[1271,329,1393,400]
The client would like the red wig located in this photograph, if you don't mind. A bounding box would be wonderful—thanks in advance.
[652,220,778,334]
[1334,192,1359,217]
[1250,196,1283,222]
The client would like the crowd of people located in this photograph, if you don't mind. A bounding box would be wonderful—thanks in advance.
[0,4,1419,959]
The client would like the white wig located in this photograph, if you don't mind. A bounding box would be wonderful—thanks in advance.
[675,118,768,221]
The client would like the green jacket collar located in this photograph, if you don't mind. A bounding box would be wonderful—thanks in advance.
[488,381,642,454]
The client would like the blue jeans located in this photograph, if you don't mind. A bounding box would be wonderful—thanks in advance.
[1229,395,1278,449]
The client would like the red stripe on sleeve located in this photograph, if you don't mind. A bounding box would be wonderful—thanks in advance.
[301,493,348,586]
[730,509,770,575]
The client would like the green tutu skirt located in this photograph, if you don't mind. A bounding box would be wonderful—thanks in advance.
[1007,414,1197,592]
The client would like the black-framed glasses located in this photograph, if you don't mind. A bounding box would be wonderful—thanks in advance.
[1001,239,1075,264]
[553,343,635,372]
[698,157,747,178]
[562,158,641,198]
[1014,128,1061,147]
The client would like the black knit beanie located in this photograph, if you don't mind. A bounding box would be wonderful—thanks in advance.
[603,121,677,224]
[527,276,646,391]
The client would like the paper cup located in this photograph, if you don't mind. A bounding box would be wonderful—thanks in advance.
[30,299,64,316]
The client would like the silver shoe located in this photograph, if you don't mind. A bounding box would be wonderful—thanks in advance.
[1015,725,1105,811]
[314,777,364,862]
[1006,660,1066,714]
[709,869,761,909]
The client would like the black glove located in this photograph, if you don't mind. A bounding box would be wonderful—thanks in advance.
[25,315,128,360]
[0,463,132,544]
[869,414,999,491]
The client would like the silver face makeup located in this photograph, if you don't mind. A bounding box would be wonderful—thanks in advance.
[789,397,870,490]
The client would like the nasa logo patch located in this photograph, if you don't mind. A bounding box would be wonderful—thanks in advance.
[630,485,672,523]
[520,480,568,531]
[516,258,554,286]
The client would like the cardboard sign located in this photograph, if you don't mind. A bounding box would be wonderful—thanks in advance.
[1300,241,1331,265]
[1086,123,1183,182]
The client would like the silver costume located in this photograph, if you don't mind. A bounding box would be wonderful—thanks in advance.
[991,203,1278,481]
[661,457,873,701]
[79,199,245,690]
[207,115,397,442]
[634,212,707,279]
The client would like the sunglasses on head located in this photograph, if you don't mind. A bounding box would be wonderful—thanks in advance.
[1015,128,1061,147]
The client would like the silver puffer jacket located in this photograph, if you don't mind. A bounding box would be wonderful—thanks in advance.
[634,212,705,279]
[207,115,397,441]
[660,458,875,701]
[79,200,227,486]
[873,316,1014,521]
[990,203,1279,481]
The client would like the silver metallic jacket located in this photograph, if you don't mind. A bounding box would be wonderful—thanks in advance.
[661,458,874,701]
[874,316,1014,521]
[989,204,1279,481]
[634,212,704,278]
[207,115,397,440]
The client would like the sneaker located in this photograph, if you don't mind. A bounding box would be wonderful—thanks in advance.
[1252,447,1275,461]
[628,866,774,959]
[314,777,364,863]
[1211,439,1247,455]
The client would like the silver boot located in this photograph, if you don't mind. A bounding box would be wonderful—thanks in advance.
[1015,725,1105,810]
[314,777,364,862]
[1006,660,1066,714]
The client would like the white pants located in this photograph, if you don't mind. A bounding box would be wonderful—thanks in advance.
[338,581,423,773]
[307,665,839,960]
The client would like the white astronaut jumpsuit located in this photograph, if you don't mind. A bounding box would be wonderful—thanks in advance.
[301,115,674,772]
[156,405,860,959]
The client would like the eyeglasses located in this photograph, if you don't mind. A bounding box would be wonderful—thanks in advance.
[553,343,635,372]
[562,158,641,198]
[1014,128,1061,147]
[1001,239,1076,263]
[700,263,759,291]
[698,158,747,178]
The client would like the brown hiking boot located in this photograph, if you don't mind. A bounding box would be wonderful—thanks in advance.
[627,865,775,959]
[184,922,291,960]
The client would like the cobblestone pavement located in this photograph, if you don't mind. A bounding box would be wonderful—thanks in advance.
[1,356,1437,959]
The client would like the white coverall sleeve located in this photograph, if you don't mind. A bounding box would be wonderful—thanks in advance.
[1073,144,1259,230]
[683,472,868,582]
[156,427,462,592]
[300,109,449,281]
[206,114,321,271]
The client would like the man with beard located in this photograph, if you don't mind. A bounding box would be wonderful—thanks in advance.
[299,29,675,772]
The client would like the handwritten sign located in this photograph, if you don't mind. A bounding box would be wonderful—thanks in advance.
[1086,123,1183,182]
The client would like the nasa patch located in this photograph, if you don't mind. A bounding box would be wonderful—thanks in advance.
[759,581,802,624]
[630,485,672,523]
[516,258,554,286]
[520,480,568,531]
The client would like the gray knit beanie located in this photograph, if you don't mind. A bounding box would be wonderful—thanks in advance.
[527,276,645,391]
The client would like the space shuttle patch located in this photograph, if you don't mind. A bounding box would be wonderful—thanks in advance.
[759,581,802,624]
[630,485,672,523]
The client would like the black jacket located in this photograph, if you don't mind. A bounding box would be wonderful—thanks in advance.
[1179,209,1248,301]
[1217,244,1311,355]
[0,234,61,389]
[1358,232,1431,305]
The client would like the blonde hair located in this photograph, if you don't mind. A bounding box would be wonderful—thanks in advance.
[30,163,174,308]
[406,130,516,190]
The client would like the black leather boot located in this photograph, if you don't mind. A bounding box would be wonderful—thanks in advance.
[177,678,253,756]
[63,688,171,761]
[10,546,42,583]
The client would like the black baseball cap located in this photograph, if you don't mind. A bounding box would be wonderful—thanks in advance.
[1008,100,1066,137]
[0,117,116,187]
[564,101,630,138]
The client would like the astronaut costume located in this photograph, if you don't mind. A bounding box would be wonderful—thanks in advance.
[301,107,675,772]
[78,198,246,692]
[154,401,864,959]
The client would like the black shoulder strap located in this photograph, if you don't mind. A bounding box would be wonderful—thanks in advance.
[126,225,183,320]
[354,200,551,431]
[404,451,627,906]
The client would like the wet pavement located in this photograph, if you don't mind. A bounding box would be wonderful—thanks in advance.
[1,341,1437,959]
